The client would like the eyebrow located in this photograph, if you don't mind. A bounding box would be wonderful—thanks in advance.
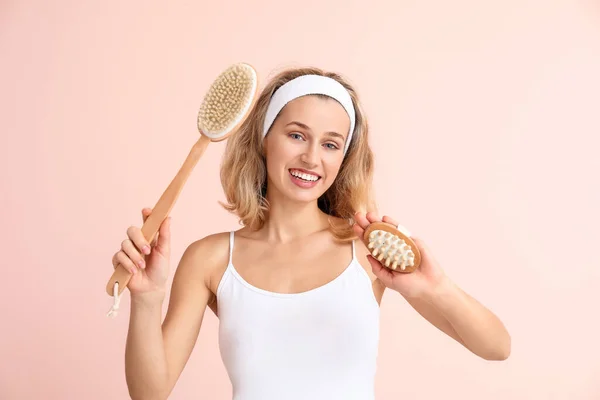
[285,121,346,141]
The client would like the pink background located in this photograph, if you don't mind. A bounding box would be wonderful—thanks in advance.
[1,1,599,399]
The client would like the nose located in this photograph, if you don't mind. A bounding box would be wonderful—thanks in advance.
[300,142,319,168]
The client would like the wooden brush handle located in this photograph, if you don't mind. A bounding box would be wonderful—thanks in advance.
[106,135,211,296]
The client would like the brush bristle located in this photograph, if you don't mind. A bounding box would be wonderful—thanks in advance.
[367,230,416,271]
[197,63,257,139]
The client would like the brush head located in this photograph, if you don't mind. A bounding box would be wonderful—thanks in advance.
[363,222,421,273]
[197,63,258,141]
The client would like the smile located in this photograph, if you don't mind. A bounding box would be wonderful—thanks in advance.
[289,169,321,182]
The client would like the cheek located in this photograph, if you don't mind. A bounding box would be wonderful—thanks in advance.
[322,155,344,177]
[265,147,292,178]
[267,139,300,166]
[265,156,280,179]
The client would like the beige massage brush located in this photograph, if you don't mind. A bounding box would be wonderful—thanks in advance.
[363,222,421,273]
[106,63,258,317]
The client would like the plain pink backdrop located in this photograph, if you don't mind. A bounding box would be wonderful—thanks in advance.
[1,1,599,399]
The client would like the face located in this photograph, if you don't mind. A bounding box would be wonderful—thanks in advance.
[263,95,351,204]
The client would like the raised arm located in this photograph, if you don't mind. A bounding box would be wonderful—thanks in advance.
[122,228,221,400]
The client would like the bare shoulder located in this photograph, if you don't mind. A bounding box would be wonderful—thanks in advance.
[179,231,231,290]
[184,231,231,266]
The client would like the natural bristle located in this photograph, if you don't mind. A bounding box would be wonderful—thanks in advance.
[197,63,257,138]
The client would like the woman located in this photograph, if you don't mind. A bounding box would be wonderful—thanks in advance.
[113,67,511,400]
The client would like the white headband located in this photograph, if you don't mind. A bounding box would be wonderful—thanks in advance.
[262,75,356,154]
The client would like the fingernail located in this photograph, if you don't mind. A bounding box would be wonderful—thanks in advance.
[142,245,150,255]
[138,259,145,268]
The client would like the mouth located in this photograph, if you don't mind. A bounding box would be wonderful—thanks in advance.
[288,168,321,183]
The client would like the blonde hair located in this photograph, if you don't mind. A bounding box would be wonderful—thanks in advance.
[219,66,376,241]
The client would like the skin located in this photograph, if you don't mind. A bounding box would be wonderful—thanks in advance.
[113,95,511,400]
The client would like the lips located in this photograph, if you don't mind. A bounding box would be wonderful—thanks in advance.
[289,168,321,182]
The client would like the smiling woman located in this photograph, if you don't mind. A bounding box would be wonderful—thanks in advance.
[219,67,376,241]
[116,66,510,400]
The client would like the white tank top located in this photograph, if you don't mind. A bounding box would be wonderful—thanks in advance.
[216,231,380,400]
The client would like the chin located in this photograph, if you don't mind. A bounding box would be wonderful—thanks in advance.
[285,180,330,203]
[286,187,325,203]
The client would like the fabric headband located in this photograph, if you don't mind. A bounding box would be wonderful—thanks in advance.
[262,75,356,155]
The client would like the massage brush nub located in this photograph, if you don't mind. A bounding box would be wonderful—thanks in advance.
[363,222,421,273]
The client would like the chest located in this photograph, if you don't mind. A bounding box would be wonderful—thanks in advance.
[229,237,354,295]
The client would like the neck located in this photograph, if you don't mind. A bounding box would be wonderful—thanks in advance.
[261,190,330,244]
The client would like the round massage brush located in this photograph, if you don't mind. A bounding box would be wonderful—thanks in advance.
[106,63,258,316]
[363,221,421,273]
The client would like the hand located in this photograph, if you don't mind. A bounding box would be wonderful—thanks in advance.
[111,208,172,295]
[353,211,448,300]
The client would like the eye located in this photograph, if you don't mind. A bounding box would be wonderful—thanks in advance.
[289,132,304,141]
[324,142,340,150]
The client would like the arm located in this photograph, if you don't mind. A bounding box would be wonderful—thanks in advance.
[352,211,510,361]
[125,236,216,400]
[410,278,511,361]
[404,294,466,346]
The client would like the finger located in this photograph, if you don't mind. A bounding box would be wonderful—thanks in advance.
[155,217,171,255]
[382,215,398,227]
[367,255,395,286]
[150,232,159,248]
[365,211,381,224]
[121,239,146,269]
[115,250,138,275]
[353,211,371,230]
[352,223,364,239]
[127,226,151,256]
[142,208,152,223]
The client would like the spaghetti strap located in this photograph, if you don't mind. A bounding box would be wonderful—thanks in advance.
[229,231,235,264]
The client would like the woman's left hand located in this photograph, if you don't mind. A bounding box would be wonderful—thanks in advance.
[353,211,448,300]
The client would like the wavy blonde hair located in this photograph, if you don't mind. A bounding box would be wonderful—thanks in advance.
[219,66,376,241]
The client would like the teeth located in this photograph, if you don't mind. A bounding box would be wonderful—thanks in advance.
[290,170,319,181]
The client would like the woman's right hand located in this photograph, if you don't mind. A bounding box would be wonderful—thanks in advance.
[111,208,172,295]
